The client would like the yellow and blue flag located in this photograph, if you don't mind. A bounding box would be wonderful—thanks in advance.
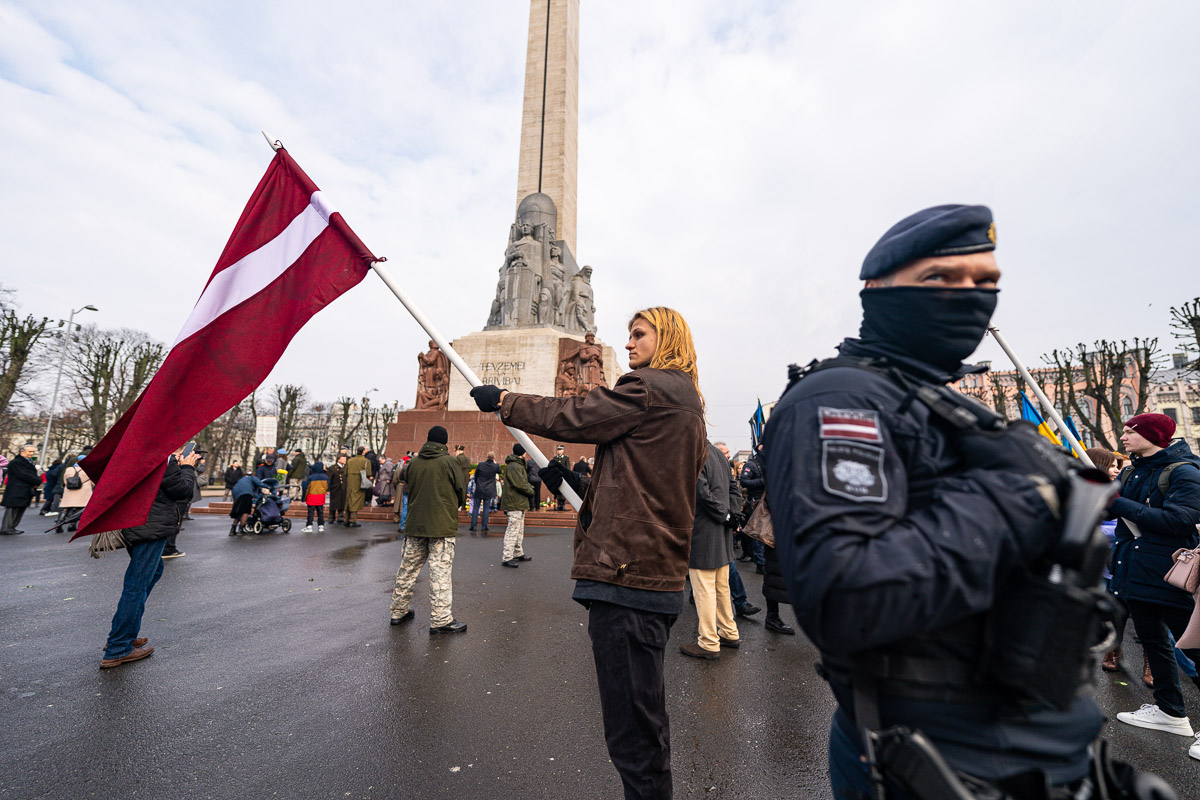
[1019,391,1080,458]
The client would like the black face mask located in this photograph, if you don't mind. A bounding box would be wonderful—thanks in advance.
[859,287,999,373]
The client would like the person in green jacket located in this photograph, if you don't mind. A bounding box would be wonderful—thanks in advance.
[388,426,468,634]
[499,444,535,567]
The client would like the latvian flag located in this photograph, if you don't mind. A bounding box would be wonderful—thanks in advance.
[74,147,378,539]
[818,408,882,443]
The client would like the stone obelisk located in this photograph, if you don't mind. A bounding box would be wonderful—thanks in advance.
[387,0,619,468]
[517,0,579,258]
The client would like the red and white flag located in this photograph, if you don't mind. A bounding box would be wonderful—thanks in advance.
[74,148,377,540]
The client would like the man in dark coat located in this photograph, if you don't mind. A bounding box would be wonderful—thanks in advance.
[454,446,471,509]
[1109,413,1200,744]
[499,444,535,566]
[681,441,741,660]
[287,449,308,483]
[469,453,499,533]
[100,450,198,668]
[254,447,277,481]
[1,444,40,535]
[737,446,767,571]
[526,456,542,511]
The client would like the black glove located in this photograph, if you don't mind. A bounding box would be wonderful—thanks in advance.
[959,421,1074,501]
[470,385,503,412]
[538,461,582,495]
[727,510,747,530]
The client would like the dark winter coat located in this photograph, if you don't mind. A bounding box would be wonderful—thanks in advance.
[500,454,534,511]
[287,454,308,482]
[122,459,196,546]
[1,455,39,508]
[328,462,347,511]
[404,441,467,538]
[740,454,766,503]
[1108,439,1200,609]
[690,443,737,570]
[762,543,789,605]
[231,474,269,500]
[43,463,64,498]
[472,458,500,498]
[501,368,707,592]
[526,458,542,485]
[455,453,472,486]
[224,466,244,489]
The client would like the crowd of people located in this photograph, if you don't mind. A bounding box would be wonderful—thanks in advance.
[4,203,1200,799]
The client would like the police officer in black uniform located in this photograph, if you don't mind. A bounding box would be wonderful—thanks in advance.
[764,205,1109,798]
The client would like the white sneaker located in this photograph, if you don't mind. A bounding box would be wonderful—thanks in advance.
[301,525,313,532]
[1190,734,1200,761]
[1116,704,1195,736]
[318,525,325,532]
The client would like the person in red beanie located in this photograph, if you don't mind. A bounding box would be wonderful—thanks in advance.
[1109,412,1200,761]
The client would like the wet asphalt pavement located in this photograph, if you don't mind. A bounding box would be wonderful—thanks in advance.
[1,515,1198,799]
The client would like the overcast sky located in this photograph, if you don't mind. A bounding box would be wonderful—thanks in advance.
[2,0,1198,450]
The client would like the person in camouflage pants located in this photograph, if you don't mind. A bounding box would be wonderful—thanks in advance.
[390,537,456,627]
[388,425,468,634]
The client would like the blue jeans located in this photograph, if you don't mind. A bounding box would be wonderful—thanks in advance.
[829,710,912,800]
[728,560,748,611]
[470,495,492,530]
[399,492,408,530]
[104,538,168,659]
[1169,629,1198,678]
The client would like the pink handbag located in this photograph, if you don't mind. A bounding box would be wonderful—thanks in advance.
[1165,548,1200,594]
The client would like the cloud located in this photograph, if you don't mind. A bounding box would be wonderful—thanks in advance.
[1,0,1197,450]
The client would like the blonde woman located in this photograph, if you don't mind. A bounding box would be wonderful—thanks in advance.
[471,307,706,799]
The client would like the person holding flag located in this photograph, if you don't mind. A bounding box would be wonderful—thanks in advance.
[470,306,707,800]
[100,448,199,668]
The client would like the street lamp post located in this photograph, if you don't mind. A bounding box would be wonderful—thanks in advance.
[39,304,98,467]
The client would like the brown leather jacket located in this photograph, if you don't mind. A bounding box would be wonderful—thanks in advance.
[500,368,707,591]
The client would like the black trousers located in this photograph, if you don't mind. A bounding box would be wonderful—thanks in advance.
[1127,599,1200,718]
[529,482,541,511]
[306,506,325,526]
[1,505,28,532]
[587,601,676,800]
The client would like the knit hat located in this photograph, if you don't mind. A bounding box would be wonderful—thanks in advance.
[513,443,525,456]
[427,425,449,445]
[1124,413,1175,448]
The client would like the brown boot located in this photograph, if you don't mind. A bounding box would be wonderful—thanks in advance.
[1142,653,1154,688]
[1102,648,1122,672]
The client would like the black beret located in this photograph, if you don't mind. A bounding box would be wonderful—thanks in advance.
[427,425,448,445]
[513,443,525,456]
[861,204,996,280]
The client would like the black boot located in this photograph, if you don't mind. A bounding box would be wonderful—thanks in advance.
[764,614,795,635]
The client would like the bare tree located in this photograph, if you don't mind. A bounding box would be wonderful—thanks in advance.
[0,307,59,431]
[333,395,364,450]
[66,326,166,442]
[272,384,308,449]
[1170,297,1200,373]
[1043,338,1160,451]
[362,399,398,455]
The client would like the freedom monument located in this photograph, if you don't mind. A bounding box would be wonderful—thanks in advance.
[387,0,620,461]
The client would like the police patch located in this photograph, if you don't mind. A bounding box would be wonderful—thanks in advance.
[821,441,887,503]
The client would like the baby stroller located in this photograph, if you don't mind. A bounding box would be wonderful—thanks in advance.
[245,481,292,534]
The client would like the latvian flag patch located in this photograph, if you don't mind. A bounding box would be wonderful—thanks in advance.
[818,407,882,443]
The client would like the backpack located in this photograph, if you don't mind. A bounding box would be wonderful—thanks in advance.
[65,467,83,491]
[1117,461,1194,506]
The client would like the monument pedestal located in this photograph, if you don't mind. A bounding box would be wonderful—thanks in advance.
[385,409,594,465]
[446,327,621,411]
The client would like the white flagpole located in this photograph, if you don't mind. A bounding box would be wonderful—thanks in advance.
[987,326,1095,469]
[369,261,584,510]
[259,131,581,509]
